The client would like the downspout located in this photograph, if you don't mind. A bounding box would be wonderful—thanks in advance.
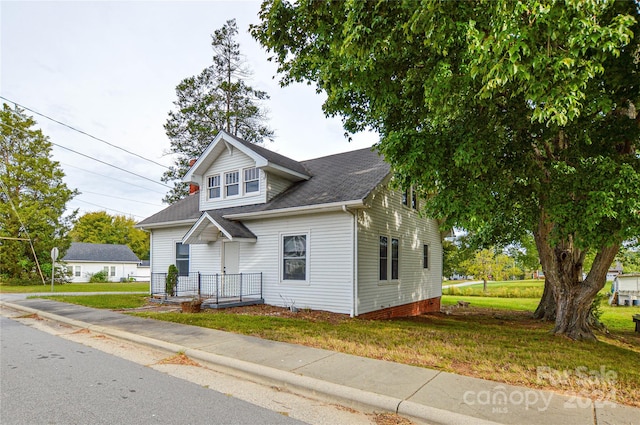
[342,205,358,317]
[148,231,153,296]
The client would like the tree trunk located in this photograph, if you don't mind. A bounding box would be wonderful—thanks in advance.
[533,277,556,320]
[552,286,597,340]
[533,211,619,341]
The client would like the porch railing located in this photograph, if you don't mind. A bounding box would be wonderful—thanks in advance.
[151,272,262,303]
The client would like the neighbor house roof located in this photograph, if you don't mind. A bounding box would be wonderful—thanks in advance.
[138,142,390,229]
[62,243,140,263]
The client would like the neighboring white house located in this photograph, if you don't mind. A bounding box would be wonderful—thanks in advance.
[610,273,640,306]
[137,131,444,318]
[62,243,140,283]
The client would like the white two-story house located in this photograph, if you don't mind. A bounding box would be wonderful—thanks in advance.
[137,131,443,318]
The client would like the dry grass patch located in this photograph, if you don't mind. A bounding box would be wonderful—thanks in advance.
[371,412,416,425]
[157,352,201,367]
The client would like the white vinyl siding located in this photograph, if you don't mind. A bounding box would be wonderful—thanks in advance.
[65,262,138,283]
[266,173,292,201]
[149,226,192,274]
[150,226,222,275]
[238,212,353,314]
[198,148,266,209]
[357,186,442,315]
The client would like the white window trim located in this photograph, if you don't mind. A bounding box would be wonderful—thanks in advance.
[175,241,190,277]
[379,234,400,285]
[243,167,260,194]
[224,170,240,198]
[207,174,221,200]
[279,231,310,285]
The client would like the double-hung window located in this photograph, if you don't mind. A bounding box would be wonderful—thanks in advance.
[175,242,189,276]
[244,167,260,193]
[283,235,307,281]
[379,236,388,280]
[74,266,81,277]
[380,236,399,281]
[391,238,399,280]
[208,175,221,199]
[225,171,239,197]
[423,245,429,269]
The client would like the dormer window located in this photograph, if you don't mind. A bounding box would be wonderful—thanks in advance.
[244,167,260,193]
[225,171,239,197]
[207,175,220,199]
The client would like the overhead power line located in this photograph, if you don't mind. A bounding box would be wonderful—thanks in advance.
[51,142,171,188]
[73,199,147,219]
[80,190,163,207]
[62,163,167,195]
[0,95,170,169]
[0,121,170,189]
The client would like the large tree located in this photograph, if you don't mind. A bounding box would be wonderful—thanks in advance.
[70,211,150,260]
[253,1,640,340]
[162,18,274,204]
[0,103,77,282]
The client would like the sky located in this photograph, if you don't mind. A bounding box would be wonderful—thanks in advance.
[1,0,378,221]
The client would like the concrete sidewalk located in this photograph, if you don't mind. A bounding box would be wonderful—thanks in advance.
[1,298,637,425]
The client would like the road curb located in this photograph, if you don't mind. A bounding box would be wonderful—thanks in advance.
[0,300,504,425]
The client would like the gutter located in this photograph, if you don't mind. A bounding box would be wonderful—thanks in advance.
[225,199,366,220]
[135,219,198,230]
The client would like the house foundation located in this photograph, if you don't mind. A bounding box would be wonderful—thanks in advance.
[359,296,441,319]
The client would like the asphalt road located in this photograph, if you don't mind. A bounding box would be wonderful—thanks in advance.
[0,316,305,425]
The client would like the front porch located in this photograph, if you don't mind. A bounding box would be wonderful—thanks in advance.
[151,272,263,308]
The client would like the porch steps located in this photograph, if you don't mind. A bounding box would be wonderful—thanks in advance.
[203,299,264,309]
[149,296,264,310]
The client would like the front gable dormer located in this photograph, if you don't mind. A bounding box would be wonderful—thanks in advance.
[183,131,311,211]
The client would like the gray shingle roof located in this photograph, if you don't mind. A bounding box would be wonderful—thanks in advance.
[226,133,311,178]
[137,194,201,227]
[206,211,257,239]
[138,146,390,228]
[62,243,140,263]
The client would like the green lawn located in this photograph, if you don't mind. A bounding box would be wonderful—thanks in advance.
[442,295,639,333]
[0,282,149,293]
[443,279,545,298]
[37,294,149,309]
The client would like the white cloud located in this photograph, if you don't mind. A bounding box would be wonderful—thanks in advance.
[1,1,378,220]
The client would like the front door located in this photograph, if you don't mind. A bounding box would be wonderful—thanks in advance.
[222,242,239,297]
[223,242,239,274]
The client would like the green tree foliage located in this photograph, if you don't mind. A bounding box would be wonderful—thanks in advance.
[0,103,77,282]
[442,235,475,278]
[162,19,274,204]
[89,269,109,283]
[253,1,640,340]
[70,211,149,260]
[615,239,640,273]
